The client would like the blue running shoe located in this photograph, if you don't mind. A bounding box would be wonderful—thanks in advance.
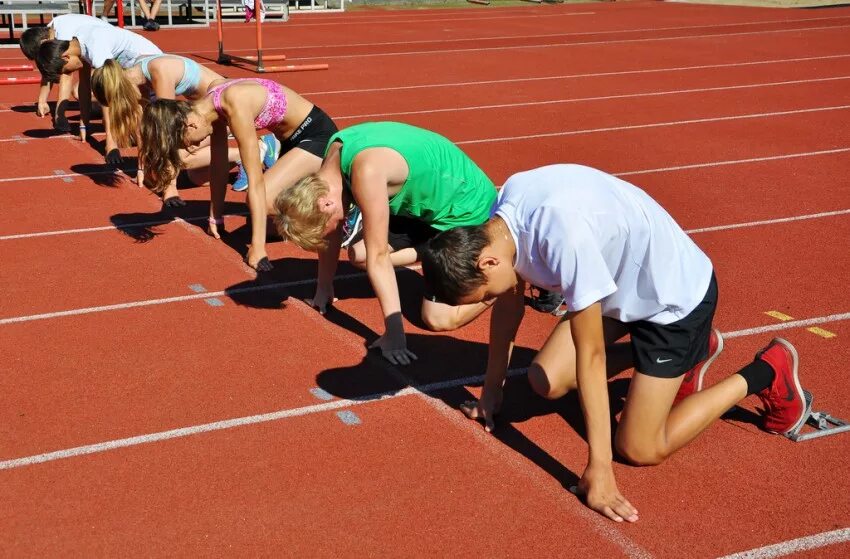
[261,133,281,169]
[232,162,249,192]
[340,205,362,248]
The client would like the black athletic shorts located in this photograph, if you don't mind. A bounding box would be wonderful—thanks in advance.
[280,105,338,159]
[387,215,441,255]
[624,272,718,378]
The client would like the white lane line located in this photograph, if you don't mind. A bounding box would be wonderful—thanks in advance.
[334,75,850,120]
[301,53,850,96]
[456,104,850,145]
[684,209,850,235]
[1,312,848,471]
[717,528,850,559]
[0,213,248,241]
[0,169,117,184]
[3,151,849,241]
[9,75,850,145]
[2,206,849,325]
[178,15,850,54]
[615,147,850,177]
[0,272,359,326]
[3,106,847,180]
[284,23,850,61]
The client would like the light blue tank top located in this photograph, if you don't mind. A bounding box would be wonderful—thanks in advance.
[138,54,202,96]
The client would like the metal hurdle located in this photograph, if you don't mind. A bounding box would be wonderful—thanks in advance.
[215,0,329,73]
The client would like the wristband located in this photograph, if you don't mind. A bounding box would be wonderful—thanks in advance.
[79,124,87,129]
[208,217,224,226]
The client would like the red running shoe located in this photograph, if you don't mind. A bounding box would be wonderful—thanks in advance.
[674,328,724,406]
[755,338,811,435]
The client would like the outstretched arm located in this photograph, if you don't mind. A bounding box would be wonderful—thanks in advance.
[351,156,416,366]
[208,120,230,238]
[570,303,638,523]
[462,281,526,431]
[77,64,92,142]
[310,226,343,314]
[228,105,271,271]
[36,80,52,117]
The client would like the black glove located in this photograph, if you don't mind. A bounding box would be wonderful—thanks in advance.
[253,257,274,272]
[162,196,186,208]
[105,148,122,167]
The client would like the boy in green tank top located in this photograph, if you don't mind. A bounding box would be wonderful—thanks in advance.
[275,121,500,365]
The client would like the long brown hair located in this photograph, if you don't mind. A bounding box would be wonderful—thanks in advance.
[139,99,193,194]
[92,60,144,148]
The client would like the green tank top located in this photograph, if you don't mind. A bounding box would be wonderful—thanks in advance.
[326,122,496,231]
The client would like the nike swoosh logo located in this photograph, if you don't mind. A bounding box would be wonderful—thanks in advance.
[656,358,673,364]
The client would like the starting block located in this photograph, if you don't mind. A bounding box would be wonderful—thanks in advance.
[786,391,850,442]
[466,0,491,5]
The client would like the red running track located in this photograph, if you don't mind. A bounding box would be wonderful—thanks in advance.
[0,2,849,557]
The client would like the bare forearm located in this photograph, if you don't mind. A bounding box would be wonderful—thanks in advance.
[38,83,50,104]
[366,253,402,325]
[485,289,525,386]
[317,245,340,291]
[247,181,268,247]
[576,352,614,465]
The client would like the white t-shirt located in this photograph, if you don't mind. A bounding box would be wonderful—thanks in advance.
[74,24,162,69]
[48,14,110,41]
[495,164,713,325]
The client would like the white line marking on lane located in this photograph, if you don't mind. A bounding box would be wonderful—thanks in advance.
[300,54,850,96]
[179,15,850,53]
[285,23,850,61]
[0,213,248,241]
[716,528,850,559]
[684,209,850,235]
[1,313,847,471]
[615,147,850,177]
[3,152,848,241]
[456,105,850,145]
[334,76,850,120]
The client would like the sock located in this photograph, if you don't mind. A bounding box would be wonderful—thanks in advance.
[738,359,775,395]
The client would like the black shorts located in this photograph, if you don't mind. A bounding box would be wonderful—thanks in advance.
[280,105,338,159]
[387,215,441,255]
[624,272,718,378]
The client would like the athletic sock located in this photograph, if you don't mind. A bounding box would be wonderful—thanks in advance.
[737,359,775,395]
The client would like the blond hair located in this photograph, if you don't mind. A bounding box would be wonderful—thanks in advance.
[274,174,332,251]
[92,60,144,148]
[139,99,193,194]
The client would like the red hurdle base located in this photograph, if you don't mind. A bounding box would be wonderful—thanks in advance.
[0,65,33,72]
[263,64,330,73]
[0,77,42,85]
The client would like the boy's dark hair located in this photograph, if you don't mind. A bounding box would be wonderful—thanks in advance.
[35,40,71,83]
[20,27,50,60]
[420,224,491,306]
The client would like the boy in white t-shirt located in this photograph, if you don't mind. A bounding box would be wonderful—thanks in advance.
[19,14,110,125]
[34,23,161,164]
[421,164,810,523]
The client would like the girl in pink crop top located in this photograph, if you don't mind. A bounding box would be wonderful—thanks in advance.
[139,78,337,272]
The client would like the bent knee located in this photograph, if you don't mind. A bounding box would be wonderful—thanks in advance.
[421,311,457,332]
[614,437,667,467]
[347,246,367,268]
[527,363,570,400]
